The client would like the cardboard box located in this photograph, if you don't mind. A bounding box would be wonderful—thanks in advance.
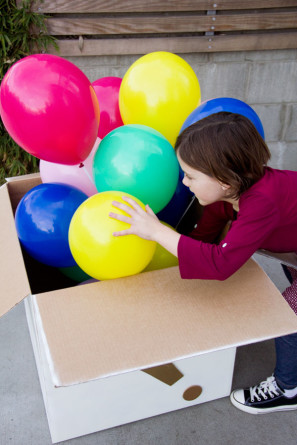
[1,174,297,443]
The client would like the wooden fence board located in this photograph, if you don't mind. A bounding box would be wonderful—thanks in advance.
[48,32,297,56]
[27,0,297,14]
[46,12,297,36]
[17,0,297,54]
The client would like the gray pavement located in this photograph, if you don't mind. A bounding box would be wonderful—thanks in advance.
[1,254,296,445]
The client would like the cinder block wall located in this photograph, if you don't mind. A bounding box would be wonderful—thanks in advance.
[67,49,297,171]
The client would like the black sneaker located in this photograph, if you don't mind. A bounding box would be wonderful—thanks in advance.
[230,375,297,414]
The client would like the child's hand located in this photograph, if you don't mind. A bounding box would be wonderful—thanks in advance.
[109,196,161,241]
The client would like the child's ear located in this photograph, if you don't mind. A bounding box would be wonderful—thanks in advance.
[220,182,231,191]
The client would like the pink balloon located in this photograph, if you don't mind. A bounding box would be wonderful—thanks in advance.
[92,77,123,139]
[40,139,100,196]
[0,54,100,165]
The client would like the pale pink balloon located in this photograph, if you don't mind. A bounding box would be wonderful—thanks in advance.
[92,77,123,139]
[0,54,100,165]
[40,139,100,196]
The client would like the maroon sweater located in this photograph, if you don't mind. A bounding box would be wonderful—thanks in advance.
[178,167,297,280]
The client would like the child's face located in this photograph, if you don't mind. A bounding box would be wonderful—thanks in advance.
[177,155,230,207]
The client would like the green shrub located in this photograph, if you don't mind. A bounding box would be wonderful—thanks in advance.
[0,0,58,185]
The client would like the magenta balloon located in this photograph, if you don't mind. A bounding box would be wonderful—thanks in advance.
[0,54,100,165]
[40,138,100,196]
[92,77,123,139]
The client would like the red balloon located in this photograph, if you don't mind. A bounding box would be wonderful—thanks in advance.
[92,77,123,139]
[0,54,100,165]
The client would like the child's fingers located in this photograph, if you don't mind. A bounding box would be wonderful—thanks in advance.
[113,197,149,217]
[121,196,144,212]
[111,200,133,215]
[145,204,155,216]
[113,229,132,237]
[109,212,131,224]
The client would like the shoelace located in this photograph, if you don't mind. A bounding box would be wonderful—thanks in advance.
[250,376,281,402]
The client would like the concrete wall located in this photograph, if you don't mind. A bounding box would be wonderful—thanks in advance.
[67,49,297,171]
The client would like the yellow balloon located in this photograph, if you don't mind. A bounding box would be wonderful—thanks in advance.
[68,191,156,280]
[143,222,179,272]
[119,51,201,146]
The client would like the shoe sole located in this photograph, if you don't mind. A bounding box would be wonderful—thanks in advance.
[230,392,297,415]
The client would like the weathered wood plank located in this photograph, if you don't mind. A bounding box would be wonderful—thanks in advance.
[25,0,297,14]
[46,12,297,36]
[47,32,297,56]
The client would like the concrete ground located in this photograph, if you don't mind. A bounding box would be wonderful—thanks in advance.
[1,254,296,445]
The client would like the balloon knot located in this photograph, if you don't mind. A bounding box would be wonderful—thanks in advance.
[79,163,84,168]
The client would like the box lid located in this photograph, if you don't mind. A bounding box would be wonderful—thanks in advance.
[0,183,31,316]
[33,259,297,387]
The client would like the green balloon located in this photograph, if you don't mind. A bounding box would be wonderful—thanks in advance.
[93,124,179,213]
[59,264,91,283]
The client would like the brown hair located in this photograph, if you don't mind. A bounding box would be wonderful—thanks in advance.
[175,112,271,199]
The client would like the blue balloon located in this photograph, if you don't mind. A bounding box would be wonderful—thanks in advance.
[15,183,88,267]
[157,168,193,227]
[180,97,265,139]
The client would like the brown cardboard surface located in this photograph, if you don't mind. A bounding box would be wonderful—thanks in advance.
[0,174,77,316]
[6,173,41,213]
[0,183,31,316]
[35,260,297,387]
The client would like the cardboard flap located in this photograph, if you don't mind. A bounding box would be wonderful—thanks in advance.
[34,259,297,387]
[0,184,30,316]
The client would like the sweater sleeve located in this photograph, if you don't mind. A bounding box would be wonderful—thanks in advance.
[188,201,234,243]
[178,193,280,280]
